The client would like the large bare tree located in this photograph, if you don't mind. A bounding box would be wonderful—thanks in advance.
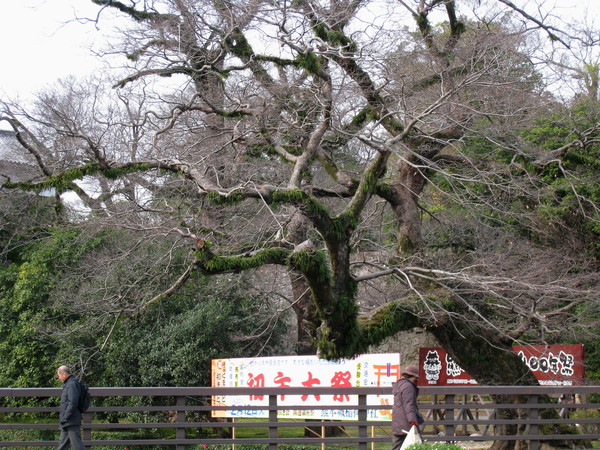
[2,0,598,401]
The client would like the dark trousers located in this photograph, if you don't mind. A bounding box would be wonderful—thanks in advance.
[391,433,406,450]
[56,424,85,450]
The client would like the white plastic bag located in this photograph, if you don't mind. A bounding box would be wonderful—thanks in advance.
[400,425,422,450]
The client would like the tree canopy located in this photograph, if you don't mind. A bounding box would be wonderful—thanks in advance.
[1,0,599,390]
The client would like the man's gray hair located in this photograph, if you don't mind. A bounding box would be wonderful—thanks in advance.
[57,365,71,375]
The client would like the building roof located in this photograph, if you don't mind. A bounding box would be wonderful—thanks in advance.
[0,129,43,183]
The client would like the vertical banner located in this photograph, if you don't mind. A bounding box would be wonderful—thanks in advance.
[420,344,585,386]
[211,353,400,420]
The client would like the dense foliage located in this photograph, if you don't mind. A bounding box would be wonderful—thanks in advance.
[0,228,98,387]
[521,99,600,257]
[0,227,288,388]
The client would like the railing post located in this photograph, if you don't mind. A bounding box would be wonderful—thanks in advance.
[82,411,92,450]
[444,393,455,439]
[269,394,278,450]
[528,394,539,450]
[358,392,367,450]
[176,395,186,450]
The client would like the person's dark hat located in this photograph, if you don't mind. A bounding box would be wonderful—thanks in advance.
[401,365,419,378]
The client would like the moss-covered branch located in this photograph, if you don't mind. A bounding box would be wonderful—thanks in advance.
[346,150,390,218]
[224,28,276,87]
[312,22,405,136]
[91,0,162,22]
[194,244,292,274]
[272,189,335,236]
[3,163,152,193]
[113,67,195,88]
[357,301,423,351]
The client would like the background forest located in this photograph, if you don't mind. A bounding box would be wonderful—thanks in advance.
[0,0,599,392]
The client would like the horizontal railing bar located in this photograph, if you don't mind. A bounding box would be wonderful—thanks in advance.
[423,418,600,426]
[426,403,600,409]
[8,433,600,446]
[0,442,59,447]
[0,421,390,430]
[2,417,596,431]
[3,434,599,448]
[2,403,595,413]
[2,385,599,396]
[427,434,600,442]
[0,438,391,447]
[87,418,600,427]
[0,407,58,413]
[8,404,389,411]
[0,404,395,413]
[0,424,58,430]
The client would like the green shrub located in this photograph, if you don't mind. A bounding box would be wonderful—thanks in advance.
[190,446,325,449]
[406,443,465,450]
[0,426,57,449]
[570,409,600,435]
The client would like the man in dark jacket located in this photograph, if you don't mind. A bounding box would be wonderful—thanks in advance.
[391,364,424,450]
[56,365,85,450]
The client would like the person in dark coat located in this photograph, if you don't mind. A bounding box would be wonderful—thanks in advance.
[391,364,424,450]
[56,365,85,450]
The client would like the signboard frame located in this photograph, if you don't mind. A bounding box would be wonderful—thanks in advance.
[211,353,401,420]
[420,344,585,386]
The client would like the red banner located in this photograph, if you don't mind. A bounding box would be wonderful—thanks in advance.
[419,344,584,386]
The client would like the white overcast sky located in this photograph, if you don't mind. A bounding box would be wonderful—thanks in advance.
[0,0,118,103]
[0,0,598,104]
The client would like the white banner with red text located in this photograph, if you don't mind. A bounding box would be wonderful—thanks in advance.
[211,353,400,420]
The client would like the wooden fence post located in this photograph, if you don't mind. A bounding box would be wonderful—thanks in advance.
[444,393,455,438]
[358,393,368,450]
[176,395,186,450]
[82,411,92,450]
[528,394,540,450]
[269,394,278,450]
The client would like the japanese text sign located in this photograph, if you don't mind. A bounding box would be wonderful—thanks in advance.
[211,353,400,420]
[420,344,584,386]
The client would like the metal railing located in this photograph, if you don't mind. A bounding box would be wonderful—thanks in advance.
[1,385,599,449]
